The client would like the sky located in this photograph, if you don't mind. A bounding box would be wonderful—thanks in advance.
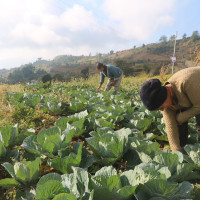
[0,0,200,69]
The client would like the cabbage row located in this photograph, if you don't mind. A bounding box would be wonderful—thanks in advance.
[0,84,199,199]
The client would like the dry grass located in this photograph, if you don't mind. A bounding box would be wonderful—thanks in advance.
[159,65,170,82]
[66,72,172,91]
[0,84,24,126]
[121,73,150,90]
[66,73,158,90]
[194,47,200,66]
[66,74,100,88]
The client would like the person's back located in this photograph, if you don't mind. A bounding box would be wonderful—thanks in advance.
[140,66,200,151]
[166,67,200,120]
[106,64,123,80]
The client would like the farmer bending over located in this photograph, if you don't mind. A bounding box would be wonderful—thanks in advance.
[96,63,123,92]
[140,67,200,151]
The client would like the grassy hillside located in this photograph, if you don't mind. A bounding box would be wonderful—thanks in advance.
[30,38,200,76]
[1,36,200,82]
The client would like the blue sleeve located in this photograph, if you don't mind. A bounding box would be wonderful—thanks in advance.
[100,72,105,83]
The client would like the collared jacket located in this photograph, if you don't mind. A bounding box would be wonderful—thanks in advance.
[100,65,123,84]
[162,66,200,151]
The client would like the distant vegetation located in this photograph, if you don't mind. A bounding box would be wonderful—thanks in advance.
[7,64,46,84]
[0,30,200,84]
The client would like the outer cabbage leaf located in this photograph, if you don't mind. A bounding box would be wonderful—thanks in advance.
[2,158,40,185]
[0,125,18,147]
[21,126,72,157]
[0,178,20,189]
[48,143,83,174]
[90,166,137,200]
[61,167,91,198]
[136,180,193,200]
[184,144,200,165]
[0,140,6,158]
[87,128,132,165]
[36,180,65,199]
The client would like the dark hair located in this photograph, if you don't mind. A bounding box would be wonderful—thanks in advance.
[96,62,106,70]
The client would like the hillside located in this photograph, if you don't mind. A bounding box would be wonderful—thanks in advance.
[37,38,200,76]
[1,36,200,82]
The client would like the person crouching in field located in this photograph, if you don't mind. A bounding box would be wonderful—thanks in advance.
[96,63,123,92]
[140,67,200,152]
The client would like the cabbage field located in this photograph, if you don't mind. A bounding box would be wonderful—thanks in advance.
[0,82,200,200]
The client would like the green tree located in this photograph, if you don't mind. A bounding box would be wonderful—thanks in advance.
[159,35,167,43]
[35,69,47,78]
[110,50,114,55]
[52,74,65,82]
[81,67,89,80]
[42,74,52,86]
[169,35,176,42]
[191,30,199,42]
[7,64,46,84]
[182,33,187,40]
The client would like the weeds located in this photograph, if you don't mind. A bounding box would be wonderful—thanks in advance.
[160,64,170,81]
[194,47,200,66]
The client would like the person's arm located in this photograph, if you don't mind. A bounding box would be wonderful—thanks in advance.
[96,72,105,92]
[162,108,182,151]
[96,83,103,92]
[176,82,200,124]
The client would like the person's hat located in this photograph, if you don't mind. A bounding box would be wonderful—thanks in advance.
[140,79,167,110]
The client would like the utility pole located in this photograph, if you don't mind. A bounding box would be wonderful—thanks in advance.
[171,32,178,74]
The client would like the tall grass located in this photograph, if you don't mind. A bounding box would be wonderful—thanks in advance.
[0,84,24,126]
[66,73,159,90]
[194,47,200,66]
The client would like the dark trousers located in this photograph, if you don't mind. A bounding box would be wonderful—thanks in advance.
[178,114,200,147]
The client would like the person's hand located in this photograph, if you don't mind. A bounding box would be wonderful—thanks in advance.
[176,113,183,125]
[111,81,116,86]
[96,83,103,92]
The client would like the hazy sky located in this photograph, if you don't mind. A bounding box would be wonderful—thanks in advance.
[0,0,200,69]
